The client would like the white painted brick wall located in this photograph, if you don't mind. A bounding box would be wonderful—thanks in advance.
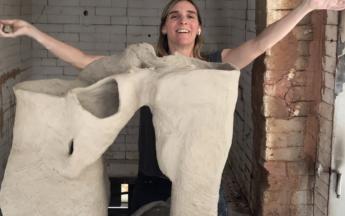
[0,0,33,191]
[29,0,256,191]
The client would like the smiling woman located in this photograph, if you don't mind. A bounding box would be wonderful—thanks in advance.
[1,0,345,215]
[157,0,204,58]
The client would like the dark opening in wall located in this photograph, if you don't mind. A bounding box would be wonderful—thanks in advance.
[108,177,135,216]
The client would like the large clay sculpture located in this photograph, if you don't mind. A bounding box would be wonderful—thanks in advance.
[0,43,240,216]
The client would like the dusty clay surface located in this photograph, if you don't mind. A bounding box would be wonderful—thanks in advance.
[0,43,240,216]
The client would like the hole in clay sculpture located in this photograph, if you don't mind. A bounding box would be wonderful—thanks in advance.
[83,10,88,16]
[69,139,74,155]
[76,79,119,118]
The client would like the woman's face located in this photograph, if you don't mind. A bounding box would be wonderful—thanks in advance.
[162,1,201,50]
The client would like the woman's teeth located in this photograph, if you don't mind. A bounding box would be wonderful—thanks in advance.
[177,29,189,33]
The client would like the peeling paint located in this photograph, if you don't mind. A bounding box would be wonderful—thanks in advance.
[287,68,296,80]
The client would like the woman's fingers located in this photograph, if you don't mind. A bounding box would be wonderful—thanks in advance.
[329,0,345,10]
[328,0,345,10]
[0,19,17,26]
[2,25,13,33]
[307,0,345,11]
[0,20,16,37]
[331,0,345,10]
[0,19,28,38]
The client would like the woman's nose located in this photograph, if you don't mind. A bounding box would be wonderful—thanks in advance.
[179,16,188,24]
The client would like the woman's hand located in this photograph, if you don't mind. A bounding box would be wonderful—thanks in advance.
[223,0,345,69]
[304,0,345,11]
[0,19,102,69]
[0,19,36,38]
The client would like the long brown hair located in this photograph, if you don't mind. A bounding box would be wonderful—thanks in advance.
[156,0,204,59]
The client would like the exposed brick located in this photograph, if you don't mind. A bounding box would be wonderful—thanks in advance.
[264,161,287,176]
[111,0,127,8]
[322,87,335,104]
[324,71,335,89]
[263,190,288,205]
[297,41,310,56]
[64,24,96,33]
[81,15,111,25]
[48,0,79,6]
[292,25,313,41]
[319,116,333,137]
[318,132,331,153]
[326,11,338,25]
[267,10,289,24]
[263,96,290,118]
[314,191,327,214]
[126,151,139,160]
[96,7,126,16]
[325,25,338,42]
[265,33,298,70]
[318,101,333,121]
[323,55,337,73]
[325,41,337,57]
[80,0,111,7]
[290,204,313,216]
[125,144,138,152]
[267,0,301,10]
[287,161,314,176]
[104,151,126,160]
[318,172,330,185]
[297,175,314,190]
[266,118,306,133]
[106,160,138,177]
[262,205,289,216]
[47,15,80,24]
[315,177,329,199]
[266,147,305,161]
[314,205,326,216]
[41,58,57,66]
[291,190,313,205]
[267,132,304,148]
[317,145,331,169]
[294,56,309,70]
[108,143,126,152]
[286,86,310,102]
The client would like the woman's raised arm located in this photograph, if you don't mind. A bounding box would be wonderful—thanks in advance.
[222,0,345,70]
[0,19,103,70]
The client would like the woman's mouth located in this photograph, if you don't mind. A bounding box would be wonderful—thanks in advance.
[176,29,190,33]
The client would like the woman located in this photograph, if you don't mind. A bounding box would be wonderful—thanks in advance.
[1,0,344,215]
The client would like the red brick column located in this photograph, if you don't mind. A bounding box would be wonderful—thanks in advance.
[252,0,330,215]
